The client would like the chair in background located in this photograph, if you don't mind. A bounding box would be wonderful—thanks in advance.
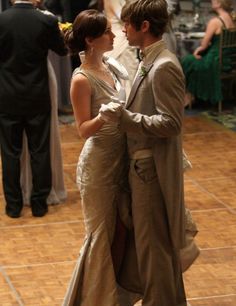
[218,27,236,113]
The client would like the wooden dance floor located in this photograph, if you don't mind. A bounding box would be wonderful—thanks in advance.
[0,114,236,305]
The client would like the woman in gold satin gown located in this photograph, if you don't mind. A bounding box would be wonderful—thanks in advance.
[62,9,140,306]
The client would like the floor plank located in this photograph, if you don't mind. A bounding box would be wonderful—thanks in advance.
[0,115,236,305]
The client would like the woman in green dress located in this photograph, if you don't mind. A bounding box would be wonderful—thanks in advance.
[181,0,235,106]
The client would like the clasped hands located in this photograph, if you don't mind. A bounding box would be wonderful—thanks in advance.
[98,98,125,123]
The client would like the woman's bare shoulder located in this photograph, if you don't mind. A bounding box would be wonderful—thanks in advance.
[71,71,92,97]
[207,16,221,27]
[72,70,90,86]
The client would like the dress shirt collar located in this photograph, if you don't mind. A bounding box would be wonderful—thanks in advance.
[141,39,164,64]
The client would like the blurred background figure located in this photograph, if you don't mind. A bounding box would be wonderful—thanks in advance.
[44,0,103,23]
[37,0,73,113]
[44,0,72,22]
[103,0,139,96]
[163,0,180,53]
[181,0,236,107]
[20,0,67,207]
[0,0,11,11]
[20,60,67,206]
[0,0,67,218]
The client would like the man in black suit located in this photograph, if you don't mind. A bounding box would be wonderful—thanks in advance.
[0,0,11,11]
[44,0,91,22]
[0,0,67,218]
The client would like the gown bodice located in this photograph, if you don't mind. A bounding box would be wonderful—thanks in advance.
[73,67,126,189]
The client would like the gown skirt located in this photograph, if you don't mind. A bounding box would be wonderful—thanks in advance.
[20,60,67,205]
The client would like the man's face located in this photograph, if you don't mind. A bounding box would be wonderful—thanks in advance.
[123,21,143,48]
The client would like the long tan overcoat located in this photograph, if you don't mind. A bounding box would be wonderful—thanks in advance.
[120,40,186,250]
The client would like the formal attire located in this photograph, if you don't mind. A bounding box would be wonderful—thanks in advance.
[44,0,92,23]
[104,0,139,96]
[0,1,67,217]
[119,40,187,306]
[181,151,200,272]
[181,17,234,104]
[20,59,67,205]
[36,8,72,111]
[163,0,179,53]
[62,57,135,306]
[0,0,10,11]
[19,8,67,206]
[163,0,200,269]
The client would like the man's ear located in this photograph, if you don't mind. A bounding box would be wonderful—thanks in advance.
[141,20,150,33]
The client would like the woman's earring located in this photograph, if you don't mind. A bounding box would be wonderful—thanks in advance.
[89,46,94,56]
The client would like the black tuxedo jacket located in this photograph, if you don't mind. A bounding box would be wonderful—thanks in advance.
[0,2,67,115]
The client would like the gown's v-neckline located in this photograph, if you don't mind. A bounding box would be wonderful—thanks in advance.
[85,69,119,92]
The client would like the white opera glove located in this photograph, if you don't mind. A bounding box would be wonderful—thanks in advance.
[99,101,124,123]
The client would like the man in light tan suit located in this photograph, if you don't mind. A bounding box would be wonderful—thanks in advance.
[100,0,187,305]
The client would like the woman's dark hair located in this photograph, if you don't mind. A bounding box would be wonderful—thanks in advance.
[64,9,107,55]
[218,0,233,12]
[121,0,169,37]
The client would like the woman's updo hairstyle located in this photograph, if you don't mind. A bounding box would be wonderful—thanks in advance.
[65,9,108,55]
[218,0,233,12]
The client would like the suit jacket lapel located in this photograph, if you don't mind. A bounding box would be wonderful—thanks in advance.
[126,63,153,109]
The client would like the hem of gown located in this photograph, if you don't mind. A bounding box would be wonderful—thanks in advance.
[62,234,92,306]
[23,189,67,206]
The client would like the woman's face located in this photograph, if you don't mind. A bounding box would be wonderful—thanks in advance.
[89,21,115,53]
[211,0,221,10]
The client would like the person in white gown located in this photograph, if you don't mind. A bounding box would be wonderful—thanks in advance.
[163,0,179,53]
[103,0,139,96]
